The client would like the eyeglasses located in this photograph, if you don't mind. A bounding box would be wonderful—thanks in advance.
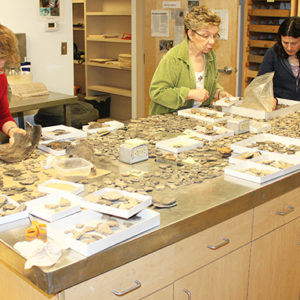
[193,30,220,41]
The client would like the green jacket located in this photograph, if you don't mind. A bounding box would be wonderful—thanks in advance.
[149,38,223,115]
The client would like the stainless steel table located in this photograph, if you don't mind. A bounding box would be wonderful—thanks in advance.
[9,92,79,128]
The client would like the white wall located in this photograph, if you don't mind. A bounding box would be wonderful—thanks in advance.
[0,0,74,95]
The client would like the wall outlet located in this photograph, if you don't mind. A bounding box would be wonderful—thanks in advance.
[61,42,67,55]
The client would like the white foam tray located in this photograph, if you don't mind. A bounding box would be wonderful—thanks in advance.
[222,98,300,120]
[156,135,203,154]
[38,140,70,156]
[229,152,300,177]
[81,188,152,219]
[184,126,234,141]
[0,195,28,225]
[42,125,87,141]
[224,161,283,184]
[82,120,124,134]
[230,133,300,157]
[213,97,242,107]
[26,194,82,222]
[178,107,231,123]
[38,179,84,195]
[47,209,160,256]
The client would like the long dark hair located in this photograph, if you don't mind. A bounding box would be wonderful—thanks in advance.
[274,16,300,59]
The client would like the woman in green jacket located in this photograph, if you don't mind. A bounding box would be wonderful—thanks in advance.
[149,6,232,115]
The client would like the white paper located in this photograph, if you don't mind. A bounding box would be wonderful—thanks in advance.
[214,9,229,40]
[163,1,181,8]
[151,10,169,37]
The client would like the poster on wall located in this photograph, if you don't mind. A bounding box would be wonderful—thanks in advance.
[214,9,229,40]
[151,10,169,37]
[188,1,200,12]
[39,0,60,17]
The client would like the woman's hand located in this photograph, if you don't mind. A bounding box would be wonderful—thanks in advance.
[215,89,233,100]
[8,127,26,146]
[186,88,209,103]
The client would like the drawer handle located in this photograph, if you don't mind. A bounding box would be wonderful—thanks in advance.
[207,238,230,250]
[276,206,294,216]
[112,280,141,296]
[183,288,191,300]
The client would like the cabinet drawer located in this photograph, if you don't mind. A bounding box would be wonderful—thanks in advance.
[253,187,300,240]
[63,243,176,300]
[142,285,173,300]
[174,210,252,278]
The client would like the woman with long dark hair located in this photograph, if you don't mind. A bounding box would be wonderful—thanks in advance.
[258,16,300,100]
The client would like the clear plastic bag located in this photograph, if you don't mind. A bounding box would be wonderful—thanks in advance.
[241,72,275,112]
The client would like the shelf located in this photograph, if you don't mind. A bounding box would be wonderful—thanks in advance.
[88,85,131,97]
[72,0,84,3]
[73,27,85,31]
[248,24,280,33]
[87,37,131,43]
[86,12,131,16]
[249,9,289,17]
[87,62,131,70]
[248,40,276,48]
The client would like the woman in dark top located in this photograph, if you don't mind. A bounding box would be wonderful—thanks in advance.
[258,16,300,101]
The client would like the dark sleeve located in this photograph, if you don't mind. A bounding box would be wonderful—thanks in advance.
[258,48,276,76]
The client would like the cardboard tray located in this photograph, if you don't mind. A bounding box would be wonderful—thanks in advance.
[81,188,152,219]
[222,98,300,120]
[47,209,160,257]
[156,135,203,154]
[230,133,300,157]
[38,179,84,195]
[184,126,234,141]
[42,125,87,141]
[26,194,82,222]
[178,107,231,123]
[224,161,283,184]
[82,120,124,134]
[0,195,28,225]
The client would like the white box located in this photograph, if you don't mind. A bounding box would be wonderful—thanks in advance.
[26,194,81,222]
[81,188,152,219]
[224,161,283,184]
[178,107,231,123]
[184,126,234,141]
[156,135,203,154]
[230,133,300,157]
[0,195,28,225]
[226,118,249,134]
[42,125,87,141]
[47,209,160,257]
[249,120,271,133]
[82,120,124,134]
[38,179,84,195]
[119,139,148,164]
[222,98,300,120]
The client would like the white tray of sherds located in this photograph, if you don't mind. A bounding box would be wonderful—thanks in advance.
[221,98,300,120]
[82,120,124,134]
[0,195,28,225]
[229,152,300,176]
[156,135,203,154]
[42,125,87,141]
[213,97,242,107]
[38,179,84,195]
[81,188,152,219]
[26,194,82,222]
[47,209,160,256]
[224,161,284,184]
[38,140,72,156]
[230,133,300,157]
[184,125,234,141]
[178,107,231,123]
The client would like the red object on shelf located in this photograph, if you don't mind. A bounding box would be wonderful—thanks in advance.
[121,33,131,40]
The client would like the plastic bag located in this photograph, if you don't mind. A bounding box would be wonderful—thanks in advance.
[241,72,275,112]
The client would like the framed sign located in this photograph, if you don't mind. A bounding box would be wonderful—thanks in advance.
[39,0,60,17]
